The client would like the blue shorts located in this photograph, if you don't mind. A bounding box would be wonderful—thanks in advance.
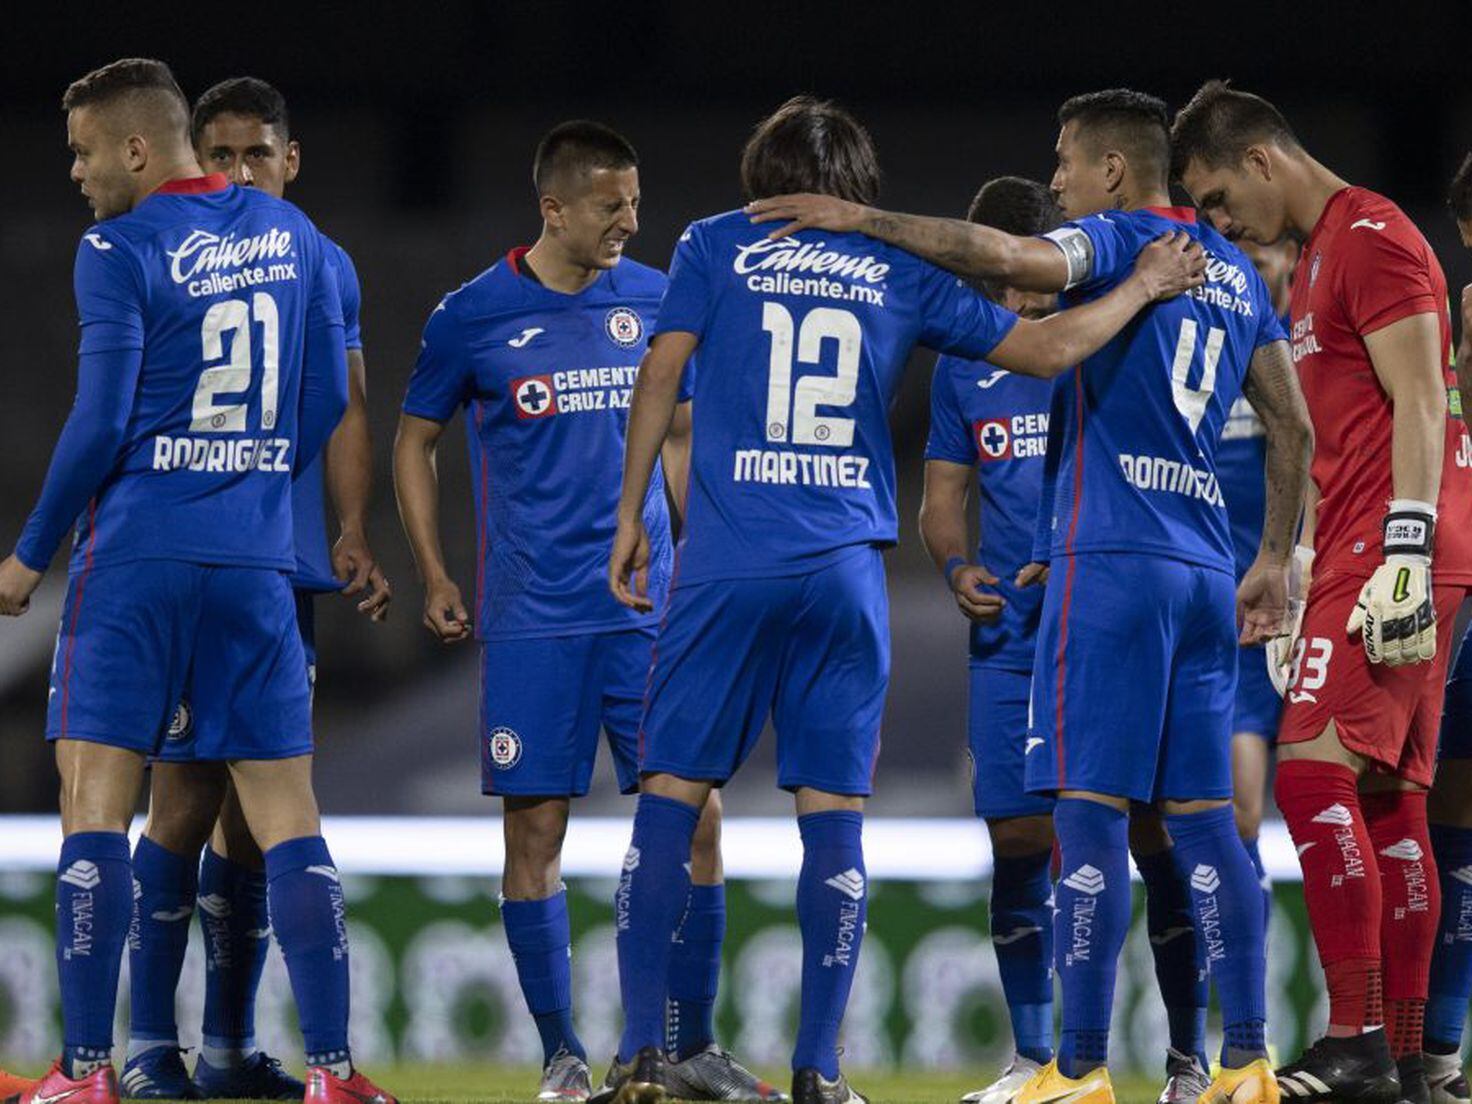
[156,592,317,763]
[1232,642,1281,742]
[1441,624,1472,761]
[969,663,1053,820]
[640,545,889,795]
[479,627,654,797]
[1025,553,1237,804]
[47,562,312,760]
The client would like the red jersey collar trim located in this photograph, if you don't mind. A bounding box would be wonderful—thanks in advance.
[506,246,533,275]
[156,173,230,195]
[1142,205,1197,223]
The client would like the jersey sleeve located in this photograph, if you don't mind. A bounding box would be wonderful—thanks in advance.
[652,223,712,339]
[677,355,697,403]
[1245,264,1288,348]
[924,358,978,465]
[402,298,472,421]
[1031,379,1067,564]
[1041,213,1133,292]
[1338,223,1443,336]
[298,243,349,472]
[332,243,364,350]
[916,263,1019,359]
[74,230,144,355]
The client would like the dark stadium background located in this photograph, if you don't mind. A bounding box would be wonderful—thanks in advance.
[3,0,1470,819]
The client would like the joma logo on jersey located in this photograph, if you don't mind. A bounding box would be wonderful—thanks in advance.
[512,376,558,420]
[167,227,294,283]
[974,413,1048,462]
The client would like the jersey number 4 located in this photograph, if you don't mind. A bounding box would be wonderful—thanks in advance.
[192,292,281,433]
[1170,318,1225,435]
[761,303,860,447]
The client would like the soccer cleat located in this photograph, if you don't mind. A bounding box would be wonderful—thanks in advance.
[9,1060,118,1104]
[1157,1048,1211,1104]
[304,1066,397,1104]
[1398,1055,1432,1104]
[0,1070,35,1100]
[602,1047,666,1104]
[960,1055,1043,1104]
[536,1051,592,1103]
[120,1048,203,1100]
[666,1045,787,1102]
[1274,1032,1399,1103]
[790,1069,866,1104]
[1012,1060,1114,1104]
[193,1052,305,1100]
[1426,1051,1471,1104]
[1198,1058,1278,1104]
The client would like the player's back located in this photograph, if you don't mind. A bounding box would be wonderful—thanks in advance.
[1039,208,1284,573]
[69,177,337,575]
[654,209,1018,585]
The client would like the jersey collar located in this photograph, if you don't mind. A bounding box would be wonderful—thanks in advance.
[155,173,231,195]
[1141,205,1198,223]
[506,245,533,275]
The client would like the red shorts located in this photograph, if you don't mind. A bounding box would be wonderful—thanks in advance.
[1278,569,1465,786]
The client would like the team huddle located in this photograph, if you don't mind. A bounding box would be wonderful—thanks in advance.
[2,52,1472,1104]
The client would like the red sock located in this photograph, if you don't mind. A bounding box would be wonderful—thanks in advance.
[1275,759,1383,1031]
[1363,789,1440,1058]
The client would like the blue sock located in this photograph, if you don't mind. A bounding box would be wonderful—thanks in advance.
[1135,846,1208,1069]
[616,794,699,1062]
[668,882,726,1061]
[503,889,586,1065]
[198,847,269,1058]
[990,850,1055,1064]
[1164,807,1268,1067]
[1427,823,1472,1052]
[1242,835,1271,933]
[792,810,866,1080]
[127,837,198,1048]
[263,836,350,1067]
[1054,799,1130,1079]
[57,831,132,1073]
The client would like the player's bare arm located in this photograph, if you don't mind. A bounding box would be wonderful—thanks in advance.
[1237,337,1314,644]
[987,232,1206,378]
[746,193,1073,292]
[1368,311,1448,506]
[327,348,391,621]
[1458,285,1472,423]
[393,412,469,643]
[611,331,697,612]
[660,399,694,536]
[919,459,1003,624]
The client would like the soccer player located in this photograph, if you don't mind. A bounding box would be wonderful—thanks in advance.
[749,89,1313,1104]
[1422,154,1472,1104]
[0,58,393,1104]
[1222,235,1299,922]
[394,121,776,1104]
[119,75,391,1103]
[608,95,1207,1104]
[1174,80,1472,1103]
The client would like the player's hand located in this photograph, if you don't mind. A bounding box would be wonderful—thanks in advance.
[1266,545,1313,695]
[949,562,1005,624]
[1014,562,1050,588]
[1131,232,1207,302]
[0,555,43,617]
[422,576,470,643]
[745,194,868,240]
[1346,556,1436,666]
[610,517,654,612]
[1236,554,1289,645]
[332,530,392,622]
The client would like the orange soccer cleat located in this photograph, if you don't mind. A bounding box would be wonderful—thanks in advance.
[304,1066,397,1104]
[6,1059,116,1104]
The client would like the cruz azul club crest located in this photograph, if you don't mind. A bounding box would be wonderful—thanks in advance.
[605,307,643,348]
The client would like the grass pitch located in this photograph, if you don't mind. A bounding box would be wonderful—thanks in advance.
[360,1062,1164,1104]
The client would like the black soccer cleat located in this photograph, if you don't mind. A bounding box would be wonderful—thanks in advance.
[1275,1031,1401,1103]
[1398,1054,1432,1104]
[790,1069,867,1104]
[607,1047,667,1104]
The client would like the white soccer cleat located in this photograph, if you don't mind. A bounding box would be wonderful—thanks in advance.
[960,1055,1043,1104]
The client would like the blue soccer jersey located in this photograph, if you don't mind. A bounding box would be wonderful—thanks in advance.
[15,176,346,576]
[925,359,1051,671]
[1032,208,1286,573]
[654,210,1019,585]
[289,236,364,593]
[402,248,684,641]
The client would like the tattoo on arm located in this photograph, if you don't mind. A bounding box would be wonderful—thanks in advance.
[1243,339,1313,560]
[866,212,1003,277]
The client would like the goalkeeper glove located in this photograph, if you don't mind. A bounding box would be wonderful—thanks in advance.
[1268,544,1314,697]
[1346,500,1437,666]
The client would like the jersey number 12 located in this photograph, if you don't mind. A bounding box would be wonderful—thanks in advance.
[762,303,860,447]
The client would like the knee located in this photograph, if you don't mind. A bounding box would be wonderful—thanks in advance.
[1233,789,1264,840]
[502,799,569,896]
[1128,808,1172,858]
[690,790,724,883]
[211,792,264,870]
[988,814,1054,858]
[142,770,227,853]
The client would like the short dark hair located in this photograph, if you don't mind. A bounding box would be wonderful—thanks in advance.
[62,58,189,135]
[967,176,1061,236]
[532,120,639,195]
[1450,153,1472,222]
[1169,80,1300,179]
[1057,88,1170,189]
[740,95,880,205]
[192,77,289,146]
